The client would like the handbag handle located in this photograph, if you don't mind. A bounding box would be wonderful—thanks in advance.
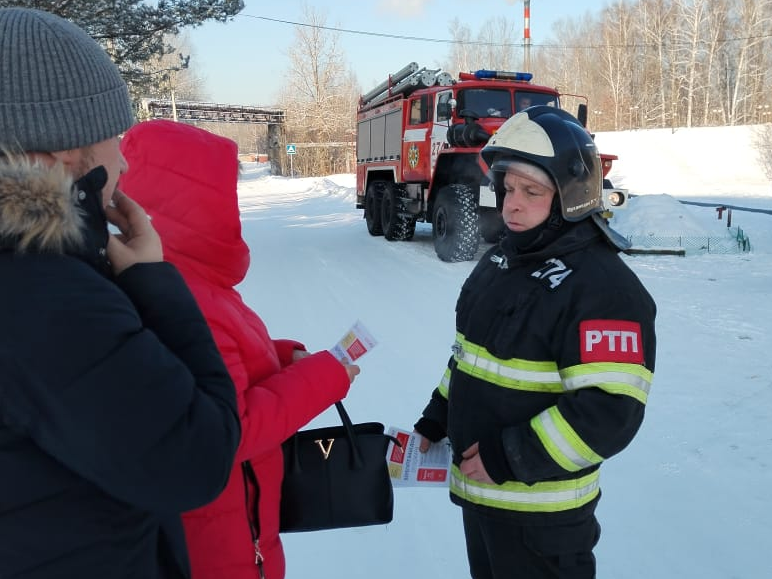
[332,401,364,468]
[286,400,365,472]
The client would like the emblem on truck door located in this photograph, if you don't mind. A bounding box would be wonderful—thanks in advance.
[408,144,420,168]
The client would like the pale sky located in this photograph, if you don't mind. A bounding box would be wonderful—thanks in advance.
[186,0,604,106]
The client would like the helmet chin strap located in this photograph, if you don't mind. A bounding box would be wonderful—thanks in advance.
[547,212,563,229]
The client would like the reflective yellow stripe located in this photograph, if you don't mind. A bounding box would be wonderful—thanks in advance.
[533,407,605,472]
[453,333,562,393]
[438,367,450,399]
[453,333,652,402]
[561,363,653,404]
[450,465,600,512]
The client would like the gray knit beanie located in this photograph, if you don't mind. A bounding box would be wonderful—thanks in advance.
[0,7,135,152]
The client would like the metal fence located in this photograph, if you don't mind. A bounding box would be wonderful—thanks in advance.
[627,227,751,255]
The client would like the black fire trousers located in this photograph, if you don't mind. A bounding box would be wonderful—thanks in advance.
[462,508,601,579]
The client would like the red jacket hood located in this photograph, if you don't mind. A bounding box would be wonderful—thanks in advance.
[118,120,351,579]
[119,119,250,287]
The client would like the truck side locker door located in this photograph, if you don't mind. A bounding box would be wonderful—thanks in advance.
[402,94,433,183]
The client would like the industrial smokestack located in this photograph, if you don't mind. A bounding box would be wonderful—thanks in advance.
[524,0,531,72]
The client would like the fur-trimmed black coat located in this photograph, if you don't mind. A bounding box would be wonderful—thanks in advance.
[0,156,240,579]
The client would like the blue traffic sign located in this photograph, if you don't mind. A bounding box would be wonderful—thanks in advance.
[286,144,297,155]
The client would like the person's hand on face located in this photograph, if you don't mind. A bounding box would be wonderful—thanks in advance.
[105,190,163,275]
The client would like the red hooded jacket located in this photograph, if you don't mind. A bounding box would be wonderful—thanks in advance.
[120,120,351,579]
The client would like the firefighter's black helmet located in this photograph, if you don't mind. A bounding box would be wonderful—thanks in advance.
[481,106,603,222]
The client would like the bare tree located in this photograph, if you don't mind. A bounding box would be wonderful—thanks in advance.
[475,17,520,72]
[719,0,772,124]
[445,18,474,75]
[538,14,607,126]
[597,1,638,130]
[532,0,772,132]
[676,0,710,127]
[1,0,244,100]
[444,17,521,74]
[742,0,772,123]
[176,0,771,164]
[141,32,208,104]
[699,0,729,125]
[278,4,358,176]
[635,0,673,128]
[753,124,772,186]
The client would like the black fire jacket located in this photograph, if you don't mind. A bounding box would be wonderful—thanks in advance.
[418,219,656,525]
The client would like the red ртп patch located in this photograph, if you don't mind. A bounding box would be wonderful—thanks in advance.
[580,320,644,364]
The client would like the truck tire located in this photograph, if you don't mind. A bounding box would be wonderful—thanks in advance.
[365,182,384,236]
[432,184,480,262]
[381,183,416,241]
[479,208,505,243]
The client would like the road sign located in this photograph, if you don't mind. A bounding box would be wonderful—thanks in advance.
[286,144,297,155]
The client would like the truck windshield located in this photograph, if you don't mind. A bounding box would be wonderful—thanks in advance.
[516,92,559,111]
[456,89,512,118]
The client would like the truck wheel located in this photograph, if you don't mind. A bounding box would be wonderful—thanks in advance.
[365,182,384,236]
[381,184,416,241]
[432,185,480,262]
[479,208,505,243]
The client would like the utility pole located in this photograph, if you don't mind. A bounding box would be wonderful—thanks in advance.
[171,88,177,122]
[152,53,189,123]
[523,0,531,72]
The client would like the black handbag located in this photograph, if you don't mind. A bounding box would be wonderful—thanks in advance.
[279,401,400,533]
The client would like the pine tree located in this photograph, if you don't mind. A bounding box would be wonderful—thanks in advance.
[1,1,243,95]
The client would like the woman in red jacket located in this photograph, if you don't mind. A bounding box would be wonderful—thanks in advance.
[120,119,360,579]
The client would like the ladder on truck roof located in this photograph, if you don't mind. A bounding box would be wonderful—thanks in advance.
[359,62,454,110]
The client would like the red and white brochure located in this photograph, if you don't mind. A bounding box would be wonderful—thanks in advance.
[386,427,451,487]
[329,320,377,364]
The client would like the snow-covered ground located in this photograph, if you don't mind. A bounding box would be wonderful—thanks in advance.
[596,125,771,205]
[234,124,772,579]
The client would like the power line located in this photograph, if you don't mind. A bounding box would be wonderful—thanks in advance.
[239,14,523,47]
[239,13,772,50]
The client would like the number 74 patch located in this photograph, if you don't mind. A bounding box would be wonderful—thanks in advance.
[530,258,573,289]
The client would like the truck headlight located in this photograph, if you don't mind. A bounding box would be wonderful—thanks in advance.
[603,188,628,209]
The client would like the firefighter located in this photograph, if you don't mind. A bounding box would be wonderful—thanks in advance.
[414,106,656,579]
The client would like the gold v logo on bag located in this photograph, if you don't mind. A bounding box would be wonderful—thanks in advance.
[314,438,334,460]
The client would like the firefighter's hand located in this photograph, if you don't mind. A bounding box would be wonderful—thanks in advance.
[414,417,446,452]
[460,442,494,484]
[417,433,432,453]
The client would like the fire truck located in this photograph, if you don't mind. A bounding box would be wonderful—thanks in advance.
[355,62,624,262]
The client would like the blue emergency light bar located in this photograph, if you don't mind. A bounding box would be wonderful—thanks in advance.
[473,70,533,82]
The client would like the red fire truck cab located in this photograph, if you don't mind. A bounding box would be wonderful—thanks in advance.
[356,64,620,262]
